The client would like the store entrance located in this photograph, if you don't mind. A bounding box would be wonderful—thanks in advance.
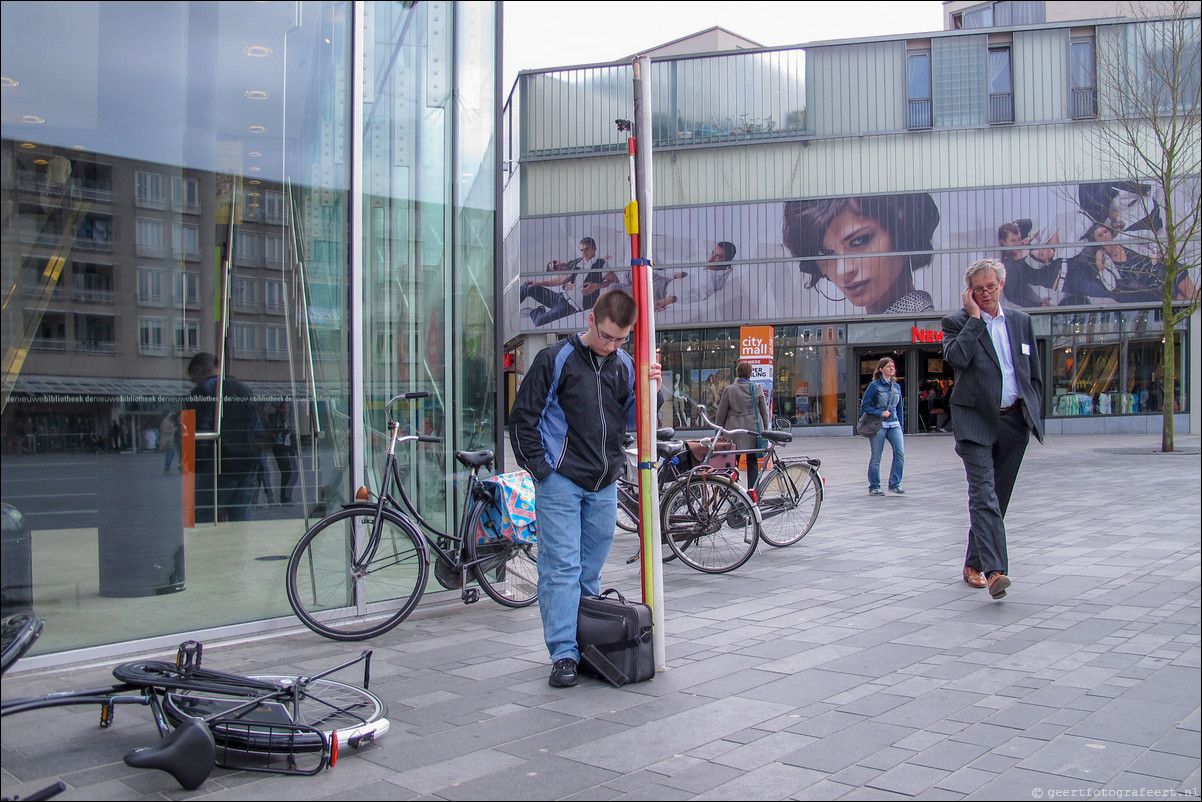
[855,347,955,434]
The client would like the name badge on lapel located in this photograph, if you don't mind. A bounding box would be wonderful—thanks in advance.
[1021,343,1031,355]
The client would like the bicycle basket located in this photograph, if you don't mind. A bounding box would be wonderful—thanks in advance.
[478,471,537,545]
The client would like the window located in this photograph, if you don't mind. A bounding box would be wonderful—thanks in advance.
[1070,38,1097,119]
[264,190,284,224]
[232,323,258,357]
[135,171,165,208]
[952,4,993,30]
[232,277,258,311]
[72,262,115,303]
[265,234,284,267]
[933,35,988,126]
[136,268,165,305]
[136,218,167,257]
[138,319,167,354]
[173,224,200,259]
[265,325,288,359]
[175,320,200,354]
[173,271,199,305]
[265,280,286,314]
[172,176,200,213]
[988,47,1014,124]
[1051,311,1188,415]
[952,2,1045,29]
[907,52,932,129]
[236,231,262,266]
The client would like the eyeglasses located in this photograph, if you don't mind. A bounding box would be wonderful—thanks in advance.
[972,283,1001,295]
[595,327,630,345]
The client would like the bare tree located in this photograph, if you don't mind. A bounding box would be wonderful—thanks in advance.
[1093,1,1200,451]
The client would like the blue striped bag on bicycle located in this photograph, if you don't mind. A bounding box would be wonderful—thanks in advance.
[577,588,654,687]
[479,470,538,544]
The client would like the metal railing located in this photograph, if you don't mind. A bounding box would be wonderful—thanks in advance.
[907,98,932,129]
[988,92,1015,124]
[1070,87,1097,119]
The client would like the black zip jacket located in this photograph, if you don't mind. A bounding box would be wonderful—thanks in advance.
[509,333,637,491]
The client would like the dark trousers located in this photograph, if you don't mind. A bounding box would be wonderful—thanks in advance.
[955,411,1029,576]
[521,284,577,326]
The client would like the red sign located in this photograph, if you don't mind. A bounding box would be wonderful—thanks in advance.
[912,327,944,344]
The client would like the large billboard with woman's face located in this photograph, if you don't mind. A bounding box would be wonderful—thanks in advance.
[512,178,1199,332]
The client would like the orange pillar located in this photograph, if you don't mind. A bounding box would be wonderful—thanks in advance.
[181,409,195,528]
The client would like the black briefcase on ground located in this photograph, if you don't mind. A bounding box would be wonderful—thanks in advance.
[577,588,654,687]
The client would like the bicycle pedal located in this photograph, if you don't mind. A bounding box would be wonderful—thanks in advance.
[462,588,480,604]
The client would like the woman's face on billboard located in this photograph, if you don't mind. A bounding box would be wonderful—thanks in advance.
[816,209,908,313]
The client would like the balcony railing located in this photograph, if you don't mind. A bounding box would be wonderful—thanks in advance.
[73,288,117,304]
[31,338,69,352]
[988,92,1015,124]
[1070,87,1098,119]
[75,340,117,355]
[907,98,932,129]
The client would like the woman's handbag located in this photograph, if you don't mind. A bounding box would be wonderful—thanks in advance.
[856,412,882,438]
[750,383,769,454]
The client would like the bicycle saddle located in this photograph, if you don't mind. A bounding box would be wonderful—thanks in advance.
[123,718,215,791]
[454,450,495,469]
[657,440,688,458]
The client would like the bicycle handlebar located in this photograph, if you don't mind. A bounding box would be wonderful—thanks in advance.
[385,392,430,413]
[694,404,793,445]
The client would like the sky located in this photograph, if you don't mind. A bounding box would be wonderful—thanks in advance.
[502,1,947,91]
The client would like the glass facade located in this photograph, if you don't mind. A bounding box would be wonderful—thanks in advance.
[1,1,497,659]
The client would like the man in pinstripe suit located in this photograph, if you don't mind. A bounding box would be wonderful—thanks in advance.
[942,259,1044,601]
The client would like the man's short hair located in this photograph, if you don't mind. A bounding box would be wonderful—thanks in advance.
[736,360,753,379]
[580,236,597,250]
[188,352,218,377]
[997,221,1020,243]
[593,288,637,328]
[717,241,737,262]
[965,258,1007,286]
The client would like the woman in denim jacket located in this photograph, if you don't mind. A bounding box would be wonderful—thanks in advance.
[860,356,905,496]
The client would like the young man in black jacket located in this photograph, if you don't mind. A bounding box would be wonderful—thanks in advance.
[509,289,659,687]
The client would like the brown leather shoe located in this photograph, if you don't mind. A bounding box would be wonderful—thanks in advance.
[987,573,1011,599]
[963,566,987,588]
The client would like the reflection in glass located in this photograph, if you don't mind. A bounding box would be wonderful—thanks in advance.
[0,1,353,654]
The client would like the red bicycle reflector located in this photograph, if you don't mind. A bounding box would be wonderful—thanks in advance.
[355,486,370,501]
[330,730,338,767]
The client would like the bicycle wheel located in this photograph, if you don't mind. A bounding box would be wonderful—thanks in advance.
[615,487,639,533]
[163,675,389,753]
[286,506,428,641]
[465,500,539,608]
[660,473,758,573]
[1,613,43,675]
[757,463,822,547]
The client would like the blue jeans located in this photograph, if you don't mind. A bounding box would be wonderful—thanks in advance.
[533,471,618,663]
[868,426,904,490]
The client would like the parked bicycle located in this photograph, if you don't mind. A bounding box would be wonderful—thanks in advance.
[617,423,761,574]
[1,613,388,792]
[694,405,824,548]
[286,392,538,641]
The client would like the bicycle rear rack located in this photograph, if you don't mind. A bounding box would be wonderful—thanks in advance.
[210,720,330,775]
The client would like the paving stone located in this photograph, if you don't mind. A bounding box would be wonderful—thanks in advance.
[2,433,1197,802]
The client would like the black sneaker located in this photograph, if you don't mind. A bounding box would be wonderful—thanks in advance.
[549,657,578,687]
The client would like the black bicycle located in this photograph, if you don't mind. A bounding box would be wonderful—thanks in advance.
[1,614,388,793]
[694,405,824,548]
[286,392,538,641]
[617,426,760,574]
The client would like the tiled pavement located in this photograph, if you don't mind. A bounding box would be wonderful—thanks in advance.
[2,432,1199,801]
